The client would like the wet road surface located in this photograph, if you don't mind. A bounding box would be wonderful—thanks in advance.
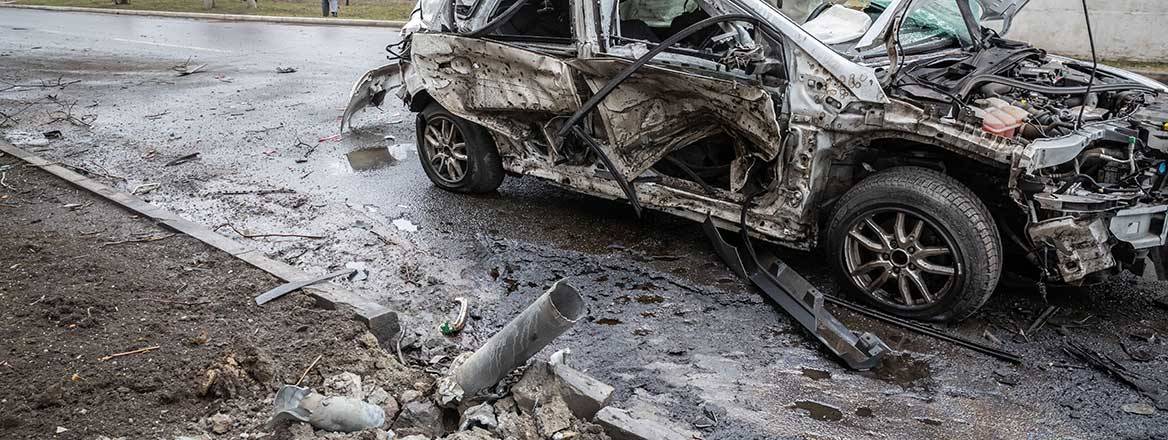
[2,9,1167,439]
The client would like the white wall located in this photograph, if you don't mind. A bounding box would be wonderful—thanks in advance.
[987,0,1164,62]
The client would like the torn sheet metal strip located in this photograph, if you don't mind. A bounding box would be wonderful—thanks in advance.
[702,217,889,370]
[823,295,1023,364]
[256,269,357,305]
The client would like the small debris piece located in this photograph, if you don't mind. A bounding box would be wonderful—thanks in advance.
[55,427,68,434]
[1122,403,1156,415]
[319,133,342,143]
[440,297,469,336]
[1026,305,1060,336]
[99,345,160,361]
[345,261,369,281]
[131,182,161,195]
[982,329,1002,345]
[209,413,232,434]
[176,63,207,76]
[42,130,62,139]
[276,67,298,74]
[459,402,498,431]
[393,218,418,232]
[255,268,357,305]
[164,153,200,167]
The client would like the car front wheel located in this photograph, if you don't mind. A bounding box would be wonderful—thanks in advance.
[416,101,504,193]
[826,166,1002,322]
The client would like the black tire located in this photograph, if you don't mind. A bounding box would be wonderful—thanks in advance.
[825,166,1002,322]
[416,101,504,193]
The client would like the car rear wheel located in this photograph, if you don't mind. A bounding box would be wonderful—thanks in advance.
[826,166,1002,322]
[416,101,504,193]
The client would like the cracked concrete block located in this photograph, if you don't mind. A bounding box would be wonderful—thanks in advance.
[513,360,614,420]
[552,363,614,420]
[362,308,401,348]
[595,407,694,440]
[392,399,444,438]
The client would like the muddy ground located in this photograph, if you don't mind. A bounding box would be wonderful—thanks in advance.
[3,9,1168,439]
[0,153,436,439]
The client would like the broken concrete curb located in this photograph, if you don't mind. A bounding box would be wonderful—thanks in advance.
[0,3,405,28]
[0,140,401,345]
[595,407,697,440]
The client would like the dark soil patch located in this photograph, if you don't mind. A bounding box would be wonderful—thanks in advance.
[0,154,409,439]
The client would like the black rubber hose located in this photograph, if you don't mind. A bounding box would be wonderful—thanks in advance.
[1075,0,1099,129]
[956,74,1154,98]
[569,125,644,217]
[462,0,529,38]
[554,13,761,141]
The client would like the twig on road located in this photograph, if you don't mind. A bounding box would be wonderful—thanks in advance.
[99,346,161,362]
[0,76,81,93]
[228,224,323,240]
[144,110,170,120]
[102,231,175,245]
[246,122,285,134]
[296,354,323,386]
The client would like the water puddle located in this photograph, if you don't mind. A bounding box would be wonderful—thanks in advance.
[344,144,413,171]
[595,318,623,325]
[871,353,932,387]
[800,367,832,381]
[635,294,665,304]
[791,400,843,422]
[855,407,874,417]
[346,147,394,171]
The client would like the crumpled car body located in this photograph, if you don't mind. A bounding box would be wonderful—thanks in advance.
[345,0,1168,318]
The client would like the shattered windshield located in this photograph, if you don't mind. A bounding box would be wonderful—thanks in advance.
[872,0,981,47]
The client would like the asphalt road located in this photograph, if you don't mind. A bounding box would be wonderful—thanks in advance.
[2,9,1167,439]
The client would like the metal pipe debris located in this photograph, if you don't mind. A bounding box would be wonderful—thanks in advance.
[453,279,585,398]
[271,385,385,432]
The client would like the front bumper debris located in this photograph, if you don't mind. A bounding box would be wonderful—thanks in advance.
[1109,205,1168,249]
[1028,216,1116,283]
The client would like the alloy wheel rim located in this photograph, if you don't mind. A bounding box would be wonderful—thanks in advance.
[423,116,468,184]
[843,208,959,310]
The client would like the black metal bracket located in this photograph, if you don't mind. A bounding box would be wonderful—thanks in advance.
[702,216,889,371]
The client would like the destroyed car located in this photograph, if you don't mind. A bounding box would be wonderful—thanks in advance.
[343,0,1168,321]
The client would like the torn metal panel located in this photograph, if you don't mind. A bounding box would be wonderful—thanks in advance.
[341,62,403,131]
[570,58,783,180]
[410,33,581,141]
[1028,216,1115,283]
